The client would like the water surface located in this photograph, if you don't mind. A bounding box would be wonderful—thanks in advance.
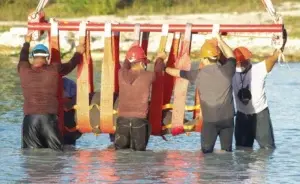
[0,56,300,183]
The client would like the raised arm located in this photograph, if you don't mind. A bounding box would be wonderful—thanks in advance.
[165,52,199,83]
[165,67,181,77]
[265,50,281,73]
[265,28,287,73]
[18,33,32,71]
[216,34,235,59]
[59,43,85,76]
[165,68,199,83]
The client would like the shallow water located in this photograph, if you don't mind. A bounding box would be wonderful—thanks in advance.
[0,57,300,184]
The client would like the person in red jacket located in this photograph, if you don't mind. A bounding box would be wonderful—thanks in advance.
[18,33,85,150]
[115,45,165,151]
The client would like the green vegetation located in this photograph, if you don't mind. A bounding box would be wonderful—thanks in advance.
[0,0,297,21]
[0,0,299,38]
[284,16,300,38]
[0,26,11,32]
[0,0,299,61]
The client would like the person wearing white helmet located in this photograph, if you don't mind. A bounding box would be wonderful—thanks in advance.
[18,33,85,151]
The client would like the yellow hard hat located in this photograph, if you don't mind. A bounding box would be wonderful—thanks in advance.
[199,40,220,59]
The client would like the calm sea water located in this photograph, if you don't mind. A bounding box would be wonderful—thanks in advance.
[0,56,299,184]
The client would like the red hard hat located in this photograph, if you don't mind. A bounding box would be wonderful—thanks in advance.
[126,45,149,63]
[233,47,252,63]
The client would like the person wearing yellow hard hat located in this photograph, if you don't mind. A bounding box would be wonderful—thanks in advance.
[165,26,237,154]
[233,28,287,149]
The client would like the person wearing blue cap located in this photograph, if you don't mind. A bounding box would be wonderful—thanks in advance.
[18,33,85,151]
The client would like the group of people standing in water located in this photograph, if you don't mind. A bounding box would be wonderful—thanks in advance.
[18,26,287,153]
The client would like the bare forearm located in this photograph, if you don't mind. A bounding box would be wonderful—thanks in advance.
[165,67,181,77]
[265,50,280,72]
[217,37,234,59]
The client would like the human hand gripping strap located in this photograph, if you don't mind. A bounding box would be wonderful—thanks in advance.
[273,21,288,67]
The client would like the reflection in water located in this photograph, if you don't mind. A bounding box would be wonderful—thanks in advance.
[199,149,274,184]
[18,149,272,183]
[164,151,202,184]
[20,149,68,183]
[71,148,120,183]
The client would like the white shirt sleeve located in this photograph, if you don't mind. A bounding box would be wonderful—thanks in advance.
[252,61,268,79]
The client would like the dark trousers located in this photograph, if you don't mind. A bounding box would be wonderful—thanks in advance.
[22,114,63,151]
[235,107,275,149]
[64,110,82,145]
[201,118,234,154]
[114,117,150,151]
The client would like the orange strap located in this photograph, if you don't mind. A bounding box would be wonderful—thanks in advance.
[86,31,94,93]
[171,24,192,136]
[99,23,115,134]
[66,103,198,113]
[163,33,180,105]
[76,21,92,133]
[49,19,64,136]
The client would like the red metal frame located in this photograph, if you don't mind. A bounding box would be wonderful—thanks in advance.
[28,22,283,32]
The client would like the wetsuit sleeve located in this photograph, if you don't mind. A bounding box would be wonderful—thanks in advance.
[222,57,236,78]
[59,52,82,75]
[179,70,200,83]
[18,42,30,72]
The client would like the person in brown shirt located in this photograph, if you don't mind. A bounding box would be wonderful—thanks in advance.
[18,33,85,150]
[114,45,165,151]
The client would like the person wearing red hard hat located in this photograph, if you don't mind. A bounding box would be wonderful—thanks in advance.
[232,28,287,149]
[18,33,85,151]
[114,45,165,151]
